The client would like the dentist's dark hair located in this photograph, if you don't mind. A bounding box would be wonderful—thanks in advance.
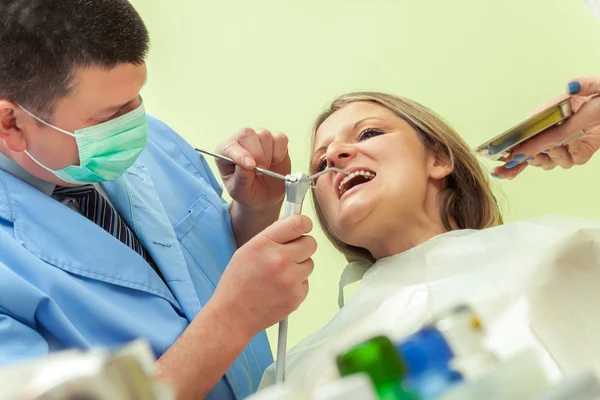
[310,92,503,264]
[0,0,149,120]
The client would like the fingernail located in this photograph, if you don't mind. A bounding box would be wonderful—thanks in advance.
[506,160,519,168]
[543,149,550,153]
[525,157,534,163]
[567,81,581,95]
[491,173,501,179]
[513,154,526,160]
[244,157,254,167]
[555,144,564,148]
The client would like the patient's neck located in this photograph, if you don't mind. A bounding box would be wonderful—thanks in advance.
[365,214,447,259]
[362,188,449,259]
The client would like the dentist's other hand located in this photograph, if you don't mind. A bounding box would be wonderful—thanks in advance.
[212,215,317,337]
[492,76,600,179]
[216,128,291,211]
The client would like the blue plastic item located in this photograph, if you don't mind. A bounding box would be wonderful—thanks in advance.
[397,326,463,399]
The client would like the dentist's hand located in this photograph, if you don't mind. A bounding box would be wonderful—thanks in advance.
[212,215,316,337]
[156,215,316,400]
[216,128,291,211]
[492,76,600,179]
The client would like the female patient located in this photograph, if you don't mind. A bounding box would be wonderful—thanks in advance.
[261,86,600,389]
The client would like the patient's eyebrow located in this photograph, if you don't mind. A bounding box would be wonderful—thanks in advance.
[311,117,385,160]
[352,117,384,130]
[312,145,327,159]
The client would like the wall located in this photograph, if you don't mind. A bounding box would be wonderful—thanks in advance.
[131,0,600,350]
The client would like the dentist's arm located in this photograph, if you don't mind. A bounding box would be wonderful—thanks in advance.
[0,312,50,364]
[216,128,291,246]
[155,215,316,399]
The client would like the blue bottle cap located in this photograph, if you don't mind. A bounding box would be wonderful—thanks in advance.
[397,326,454,377]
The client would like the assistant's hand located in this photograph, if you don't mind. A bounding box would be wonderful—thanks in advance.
[492,76,600,179]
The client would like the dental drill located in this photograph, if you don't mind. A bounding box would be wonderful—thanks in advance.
[195,148,347,383]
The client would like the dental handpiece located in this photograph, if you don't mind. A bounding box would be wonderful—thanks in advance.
[275,167,348,383]
[275,173,311,384]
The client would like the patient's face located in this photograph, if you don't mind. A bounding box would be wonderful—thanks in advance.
[312,102,438,250]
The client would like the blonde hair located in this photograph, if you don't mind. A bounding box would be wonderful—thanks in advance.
[310,92,503,264]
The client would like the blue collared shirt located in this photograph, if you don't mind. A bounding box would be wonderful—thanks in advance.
[0,152,54,195]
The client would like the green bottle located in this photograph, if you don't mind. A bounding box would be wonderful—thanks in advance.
[336,336,419,400]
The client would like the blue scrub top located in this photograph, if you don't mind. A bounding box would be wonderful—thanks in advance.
[0,116,273,399]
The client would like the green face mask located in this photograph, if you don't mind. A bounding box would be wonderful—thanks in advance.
[21,102,149,185]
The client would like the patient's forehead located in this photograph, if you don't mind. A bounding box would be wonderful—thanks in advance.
[315,102,406,148]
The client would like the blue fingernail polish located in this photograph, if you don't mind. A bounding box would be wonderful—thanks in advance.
[543,149,550,153]
[567,81,581,95]
[506,160,519,168]
[525,157,534,163]
[514,154,525,160]
[491,173,500,179]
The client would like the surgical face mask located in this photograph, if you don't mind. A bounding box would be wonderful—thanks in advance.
[583,0,600,21]
[20,101,148,184]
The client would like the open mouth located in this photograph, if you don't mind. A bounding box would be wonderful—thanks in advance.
[338,170,376,197]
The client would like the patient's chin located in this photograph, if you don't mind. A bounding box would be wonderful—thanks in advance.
[333,207,376,244]
[338,192,375,220]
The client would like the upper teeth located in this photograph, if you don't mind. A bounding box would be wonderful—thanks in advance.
[339,170,375,195]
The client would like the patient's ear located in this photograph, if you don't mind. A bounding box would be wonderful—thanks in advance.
[427,149,453,180]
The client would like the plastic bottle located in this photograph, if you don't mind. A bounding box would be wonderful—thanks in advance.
[431,304,498,379]
[397,326,463,399]
[336,335,419,400]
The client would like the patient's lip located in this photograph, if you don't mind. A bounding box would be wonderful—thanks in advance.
[335,166,376,199]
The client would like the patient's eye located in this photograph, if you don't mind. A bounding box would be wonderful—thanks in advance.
[316,157,327,172]
[358,128,384,142]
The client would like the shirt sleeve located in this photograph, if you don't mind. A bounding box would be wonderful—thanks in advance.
[147,115,227,199]
[0,309,49,366]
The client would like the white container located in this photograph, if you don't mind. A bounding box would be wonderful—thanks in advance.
[440,350,551,400]
[433,305,499,380]
[536,372,600,400]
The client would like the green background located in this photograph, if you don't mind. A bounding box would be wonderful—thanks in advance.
[131,0,600,351]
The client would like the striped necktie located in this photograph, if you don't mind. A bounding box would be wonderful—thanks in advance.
[53,185,164,281]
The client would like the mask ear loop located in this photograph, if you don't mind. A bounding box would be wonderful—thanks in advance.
[17,105,76,174]
[17,105,75,137]
[24,149,57,173]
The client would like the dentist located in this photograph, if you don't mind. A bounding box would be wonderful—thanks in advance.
[0,1,316,399]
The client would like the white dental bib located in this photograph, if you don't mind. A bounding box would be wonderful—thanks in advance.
[260,215,600,390]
